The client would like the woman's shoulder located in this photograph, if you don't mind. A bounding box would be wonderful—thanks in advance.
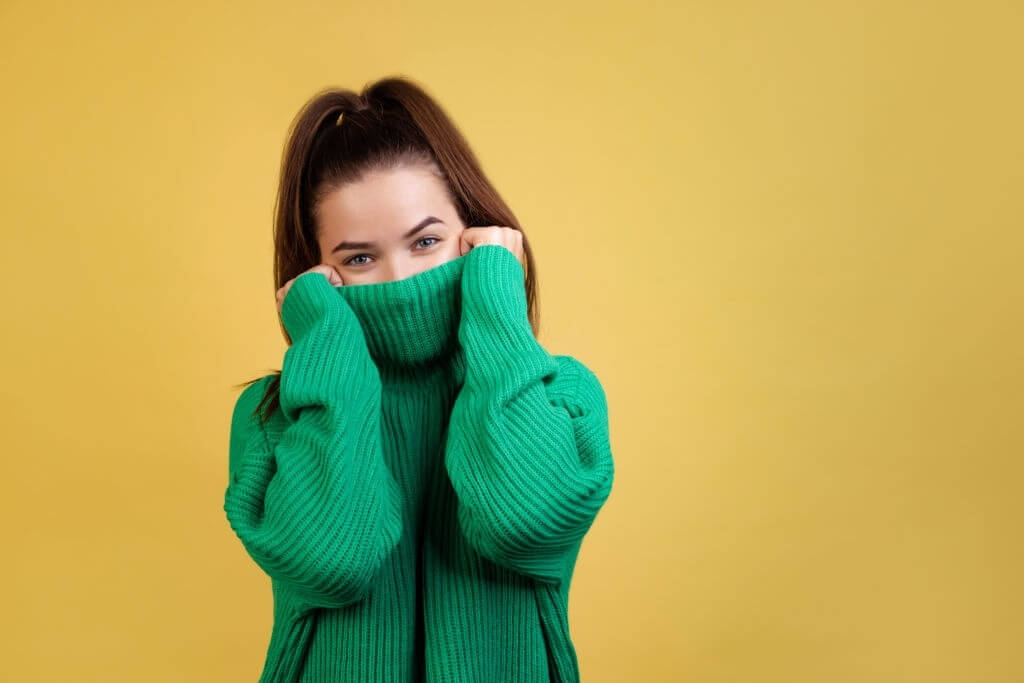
[231,373,281,434]
[236,373,277,411]
[551,354,603,386]
[552,353,597,375]
[548,354,606,408]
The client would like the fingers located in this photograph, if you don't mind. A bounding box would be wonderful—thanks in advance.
[275,265,345,315]
[325,266,344,287]
[460,226,526,269]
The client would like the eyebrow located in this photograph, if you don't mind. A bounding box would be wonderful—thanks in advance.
[330,216,445,253]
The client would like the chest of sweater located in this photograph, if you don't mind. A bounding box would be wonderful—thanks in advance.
[256,373,580,683]
[226,246,610,682]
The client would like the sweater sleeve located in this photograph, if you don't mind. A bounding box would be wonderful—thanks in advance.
[444,244,615,584]
[223,271,404,616]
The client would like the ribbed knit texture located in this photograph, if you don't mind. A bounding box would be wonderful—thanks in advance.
[224,244,615,682]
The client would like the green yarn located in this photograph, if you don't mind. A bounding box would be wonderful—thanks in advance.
[225,245,614,682]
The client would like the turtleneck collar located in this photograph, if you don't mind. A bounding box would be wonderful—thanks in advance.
[332,253,470,372]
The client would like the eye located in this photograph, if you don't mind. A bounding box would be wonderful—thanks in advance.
[416,236,439,249]
[344,253,372,266]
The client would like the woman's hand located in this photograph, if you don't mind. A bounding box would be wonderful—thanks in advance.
[276,264,345,317]
[459,226,526,274]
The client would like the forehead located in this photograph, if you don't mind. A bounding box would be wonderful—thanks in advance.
[318,165,450,231]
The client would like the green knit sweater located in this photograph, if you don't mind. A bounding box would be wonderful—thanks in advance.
[224,244,615,682]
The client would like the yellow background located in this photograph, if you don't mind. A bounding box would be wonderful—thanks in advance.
[2,1,1021,681]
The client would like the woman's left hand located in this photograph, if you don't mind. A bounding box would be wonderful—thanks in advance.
[459,226,526,274]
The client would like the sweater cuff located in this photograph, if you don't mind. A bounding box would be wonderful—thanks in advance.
[280,271,345,342]
[458,244,551,379]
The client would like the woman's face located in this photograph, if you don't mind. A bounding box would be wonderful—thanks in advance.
[315,164,466,285]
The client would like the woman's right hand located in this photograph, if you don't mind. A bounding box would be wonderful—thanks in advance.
[276,265,345,317]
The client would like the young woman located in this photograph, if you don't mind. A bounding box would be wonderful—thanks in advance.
[224,76,615,683]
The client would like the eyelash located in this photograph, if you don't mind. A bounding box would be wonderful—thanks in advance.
[344,236,440,266]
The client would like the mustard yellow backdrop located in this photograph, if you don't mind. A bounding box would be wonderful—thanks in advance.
[1,1,1021,681]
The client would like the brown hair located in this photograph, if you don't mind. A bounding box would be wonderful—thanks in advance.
[234,75,540,425]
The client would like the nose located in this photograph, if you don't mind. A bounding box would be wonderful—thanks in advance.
[386,260,411,283]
